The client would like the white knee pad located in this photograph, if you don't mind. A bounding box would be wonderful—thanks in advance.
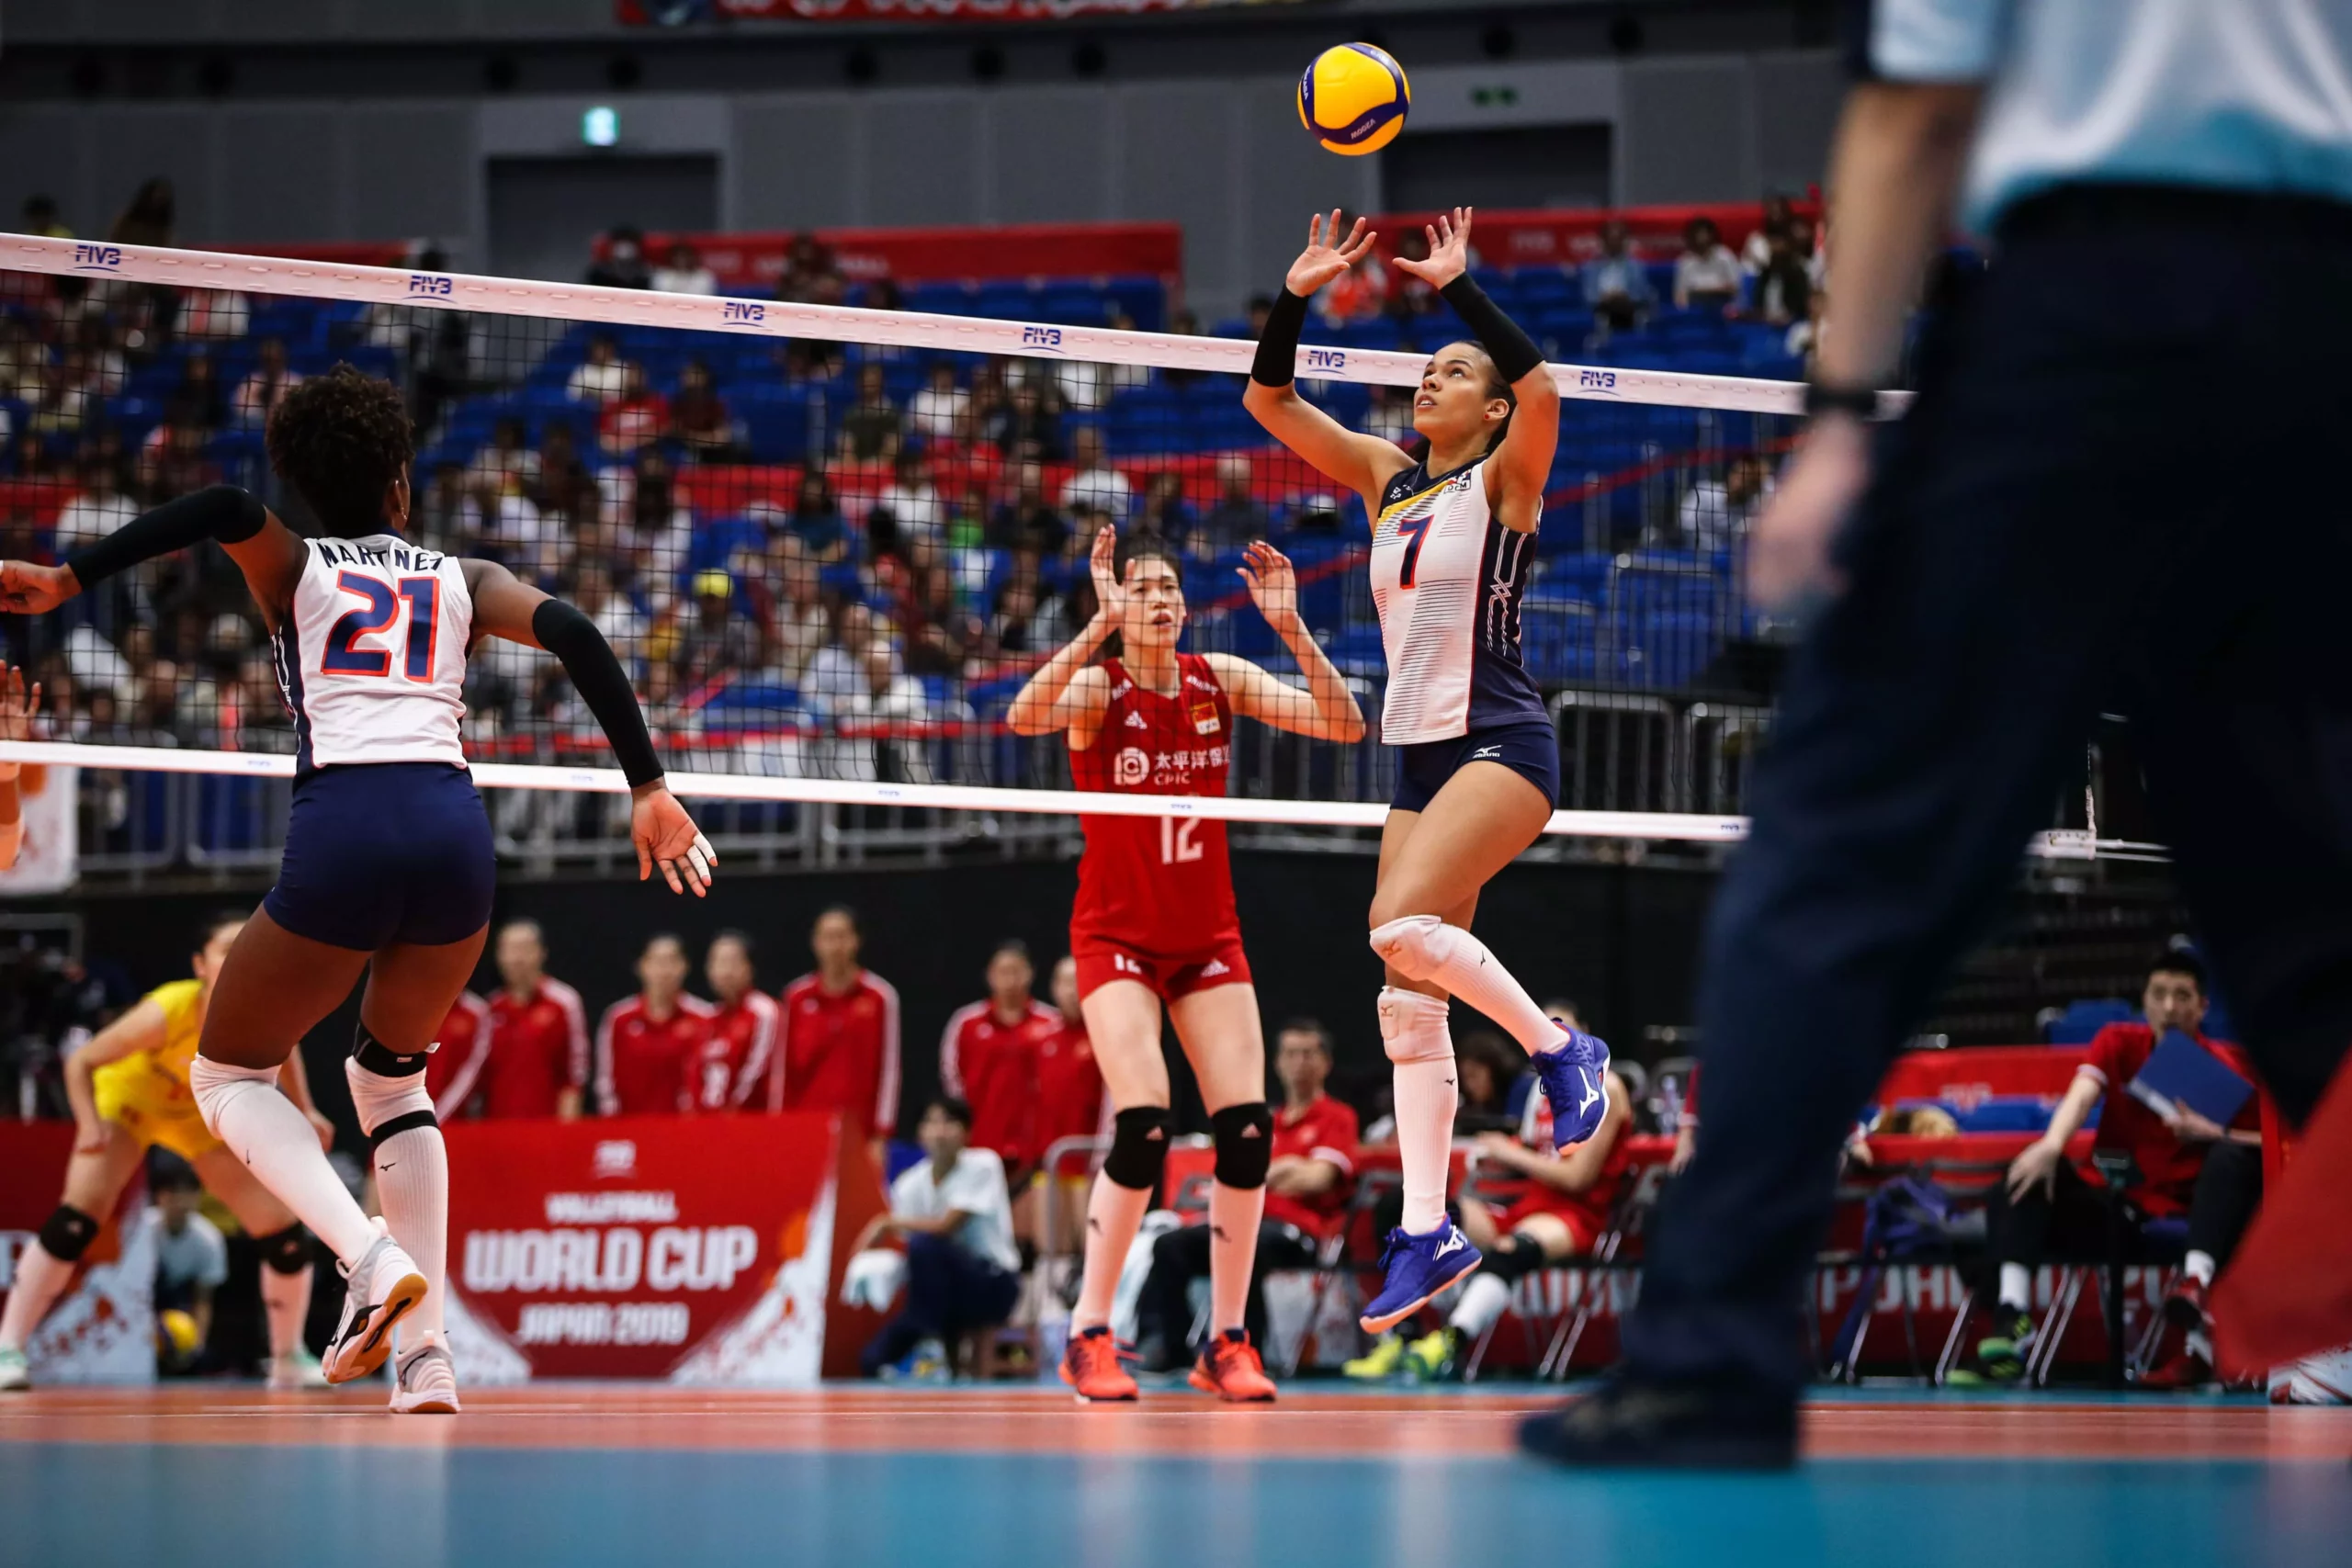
[345,1058,435,1140]
[1369,913,1449,982]
[187,1055,281,1141]
[1377,986,1453,1065]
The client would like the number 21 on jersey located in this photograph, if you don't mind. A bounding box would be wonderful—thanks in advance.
[1159,817,1203,864]
[322,570,440,681]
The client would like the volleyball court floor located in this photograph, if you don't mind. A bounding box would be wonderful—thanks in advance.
[5,1381,2346,1567]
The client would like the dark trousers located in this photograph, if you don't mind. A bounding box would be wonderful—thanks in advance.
[2184,1140,2264,1269]
[1982,1161,2148,1300]
[1139,1221,1320,1358]
[1625,185,2352,1404]
[859,1233,1020,1376]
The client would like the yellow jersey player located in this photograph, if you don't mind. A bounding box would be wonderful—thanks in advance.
[0,912,335,1391]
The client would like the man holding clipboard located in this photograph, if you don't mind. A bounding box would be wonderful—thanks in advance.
[1953,953,2264,1388]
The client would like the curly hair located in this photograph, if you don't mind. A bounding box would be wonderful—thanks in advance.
[264,363,414,537]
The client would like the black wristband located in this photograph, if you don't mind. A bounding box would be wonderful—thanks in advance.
[1803,381,1880,421]
[1250,288,1310,388]
[64,485,266,590]
[532,598,665,789]
[1439,276,1544,385]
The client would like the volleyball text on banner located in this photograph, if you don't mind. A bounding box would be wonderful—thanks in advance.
[0,1122,154,1385]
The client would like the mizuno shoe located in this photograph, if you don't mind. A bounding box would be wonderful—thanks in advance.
[1359,1222,1482,1335]
[1532,1026,1612,1147]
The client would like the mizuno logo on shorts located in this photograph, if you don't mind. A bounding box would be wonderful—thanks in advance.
[1471,746,1502,760]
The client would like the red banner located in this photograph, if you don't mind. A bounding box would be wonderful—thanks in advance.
[0,1122,154,1382]
[624,1,1302,21]
[602,221,1182,289]
[444,1112,884,1382]
[1371,199,1821,271]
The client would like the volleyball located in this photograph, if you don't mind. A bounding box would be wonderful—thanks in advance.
[1297,43,1410,156]
[157,1308,200,1359]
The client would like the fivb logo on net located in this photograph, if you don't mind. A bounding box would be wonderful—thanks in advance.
[722,299,765,327]
[71,243,122,274]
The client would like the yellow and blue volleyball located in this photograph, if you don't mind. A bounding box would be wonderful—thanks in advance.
[1298,44,1410,157]
[158,1308,200,1358]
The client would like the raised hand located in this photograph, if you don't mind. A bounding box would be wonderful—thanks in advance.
[0,561,79,617]
[1392,206,1475,290]
[1285,209,1379,299]
[1237,540,1301,632]
[632,784,717,897]
[1087,523,1129,628]
[0,665,40,746]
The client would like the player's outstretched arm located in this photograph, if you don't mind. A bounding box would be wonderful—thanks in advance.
[1206,542,1365,743]
[1006,525,1121,744]
[1396,208,1557,527]
[0,663,40,871]
[0,486,311,628]
[62,998,170,1154]
[462,558,717,897]
[1241,210,1416,507]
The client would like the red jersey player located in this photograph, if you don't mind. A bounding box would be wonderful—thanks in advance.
[482,919,591,1120]
[939,940,1062,1170]
[766,906,901,1157]
[425,988,492,1121]
[1027,954,1108,1255]
[1009,527,1363,1403]
[594,933,715,1116]
[691,930,780,1112]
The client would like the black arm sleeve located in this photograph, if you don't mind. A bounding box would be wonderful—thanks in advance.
[531,598,666,789]
[1439,276,1544,385]
[1250,288,1310,388]
[64,485,266,590]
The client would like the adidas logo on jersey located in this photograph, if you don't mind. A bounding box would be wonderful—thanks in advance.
[1125,711,1150,728]
[1199,959,1230,977]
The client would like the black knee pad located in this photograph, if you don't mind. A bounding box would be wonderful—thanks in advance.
[353,1021,431,1077]
[1102,1106,1173,1190]
[1485,1237,1546,1284]
[37,1205,98,1263]
[1210,1102,1274,1190]
[255,1224,311,1276]
[369,1108,439,1156]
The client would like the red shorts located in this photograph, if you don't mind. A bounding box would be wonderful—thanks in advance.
[1487,1186,1605,1252]
[1072,931,1252,1002]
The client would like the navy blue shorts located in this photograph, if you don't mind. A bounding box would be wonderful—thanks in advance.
[1391,721,1561,815]
[263,762,497,952]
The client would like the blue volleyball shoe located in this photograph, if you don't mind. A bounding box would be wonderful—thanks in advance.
[1359,1222,1483,1334]
[1532,1026,1612,1147]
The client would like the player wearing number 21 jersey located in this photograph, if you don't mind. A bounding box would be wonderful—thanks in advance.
[1010,528,1363,1405]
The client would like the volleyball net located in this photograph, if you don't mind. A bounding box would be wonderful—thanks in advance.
[0,231,2133,884]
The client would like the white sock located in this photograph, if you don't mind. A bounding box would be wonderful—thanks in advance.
[1448,1272,1512,1339]
[2184,1249,2217,1287]
[260,1264,313,1360]
[189,1056,379,1265]
[1071,1176,1150,1333]
[1371,915,1559,1056]
[348,1060,449,1338]
[1207,1181,1265,1336]
[1998,1263,2032,1316]
[1379,987,1456,1234]
[2188,1327,2212,1362]
[0,1240,76,1351]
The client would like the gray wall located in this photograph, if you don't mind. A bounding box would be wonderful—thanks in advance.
[0,51,1843,316]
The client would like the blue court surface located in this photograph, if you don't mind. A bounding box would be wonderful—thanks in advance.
[5,1382,2347,1568]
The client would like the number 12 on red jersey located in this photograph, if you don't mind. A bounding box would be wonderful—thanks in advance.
[1160,818,1203,864]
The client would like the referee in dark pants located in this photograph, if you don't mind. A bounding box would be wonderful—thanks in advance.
[1523,2,2352,1468]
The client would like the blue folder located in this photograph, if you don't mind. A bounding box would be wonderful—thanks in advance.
[2126,1029,2255,1127]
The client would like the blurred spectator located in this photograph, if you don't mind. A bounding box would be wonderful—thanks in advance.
[425,991,494,1123]
[1580,220,1655,333]
[1057,425,1132,521]
[164,352,227,434]
[137,421,219,504]
[788,469,850,563]
[1162,309,1206,388]
[981,570,1069,658]
[767,906,902,1145]
[535,423,592,513]
[1363,383,1417,444]
[776,231,848,307]
[108,178,175,247]
[806,601,888,717]
[854,1098,1021,1379]
[1742,194,1798,272]
[759,536,831,684]
[1453,1030,1534,1134]
[1753,227,1815,327]
[177,289,252,344]
[1679,454,1774,556]
[1136,470,1196,546]
[597,363,670,457]
[1787,288,1826,371]
[1387,232,1442,319]
[1673,218,1744,311]
[669,359,737,459]
[650,240,718,296]
[1136,1021,1357,1371]
[147,1161,228,1372]
[594,933,715,1117]
[671,571,763,685]
[909,361,969,443]
[1314,214,1388,324]
[899,560,975,681]
[466,417,541,491]
[1190,453,1270,558]
[22,194,71,240]
[587,226,653,290]
[985,378,1063,462]
[1026,955,1103,1252]
[939,940,1060,1170]
[566,333,634,405]
[481,920,592,1121]
[876,446,945,543]
[573,558,650,674]
[836,363,906,464]
[989,463,1069,556]
[844,632,938,777]
[689,931,781,1114]
[231,337,304,429]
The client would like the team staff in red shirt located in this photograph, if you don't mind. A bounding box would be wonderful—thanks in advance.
[692,930,780,1112]
[765,906,900,1156]
[1959,953,2262,1385]
[425,989,493,1121]
[481,919,592,1120]
[1135,1021,1361,1371]
[939,941,1062,1169]
[1024,954,1109,1252]
[595,933,715,1116]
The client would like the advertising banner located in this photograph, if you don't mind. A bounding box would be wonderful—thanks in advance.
[0,1121,153,1383]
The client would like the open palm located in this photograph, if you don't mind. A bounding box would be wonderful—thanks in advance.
[1237,541,1301,631]
[0,665,39,745]
[1392,207,1475,290]
[1087,524,1129,627]
[1285,209,1378,298]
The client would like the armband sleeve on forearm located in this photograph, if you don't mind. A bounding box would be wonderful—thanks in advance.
[531,598,665,788]
[63,486,267,590]
[1250,288,1311,388]
[1439,276,1544,385]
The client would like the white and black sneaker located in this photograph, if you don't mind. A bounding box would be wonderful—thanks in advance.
[390,1331,460,1416]
[323,1219,427,1385]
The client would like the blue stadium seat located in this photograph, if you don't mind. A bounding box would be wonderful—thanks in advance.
[2046,998,2136,1044]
